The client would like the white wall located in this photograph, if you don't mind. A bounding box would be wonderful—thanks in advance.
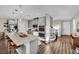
[53,21,61,36]
[61,21,71,35]
[53,20,72,36]
[72,16,79,35]
[0,19,6,32]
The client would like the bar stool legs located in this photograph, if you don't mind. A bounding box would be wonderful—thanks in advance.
[7,41,22,54]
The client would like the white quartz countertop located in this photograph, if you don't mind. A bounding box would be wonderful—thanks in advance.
[6,32,38,46]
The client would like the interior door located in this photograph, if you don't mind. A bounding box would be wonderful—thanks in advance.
[62,22,71,35]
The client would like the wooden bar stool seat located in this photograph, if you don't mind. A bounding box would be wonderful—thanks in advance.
[10,44,22,49]
[8,40,22,54]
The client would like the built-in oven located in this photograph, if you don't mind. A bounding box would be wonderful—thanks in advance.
[39,26,45,31]
[39,33,45,37]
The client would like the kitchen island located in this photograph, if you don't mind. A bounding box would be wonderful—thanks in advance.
[5,32,38,54]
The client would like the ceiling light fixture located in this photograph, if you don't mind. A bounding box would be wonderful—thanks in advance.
[12,5,24,20]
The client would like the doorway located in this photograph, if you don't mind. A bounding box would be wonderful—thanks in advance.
[61,22,71,35]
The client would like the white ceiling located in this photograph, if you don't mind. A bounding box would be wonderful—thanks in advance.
[0,5,79,20]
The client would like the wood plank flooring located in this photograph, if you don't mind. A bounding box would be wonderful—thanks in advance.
[0,36,75,54]
[0,39,8,54]
[38,36,75,54]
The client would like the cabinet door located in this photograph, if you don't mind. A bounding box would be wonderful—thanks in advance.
[38,17,45,26]
[18,19,28,32]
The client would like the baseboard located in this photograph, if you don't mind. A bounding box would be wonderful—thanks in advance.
[61,35,70,36]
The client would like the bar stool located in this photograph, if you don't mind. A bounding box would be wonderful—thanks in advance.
[8,39,22,54]
[4,35,10,48]
[0,32,4,40]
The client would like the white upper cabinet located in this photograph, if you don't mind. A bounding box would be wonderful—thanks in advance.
[38,17,45,26]
[18,19,28,32]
